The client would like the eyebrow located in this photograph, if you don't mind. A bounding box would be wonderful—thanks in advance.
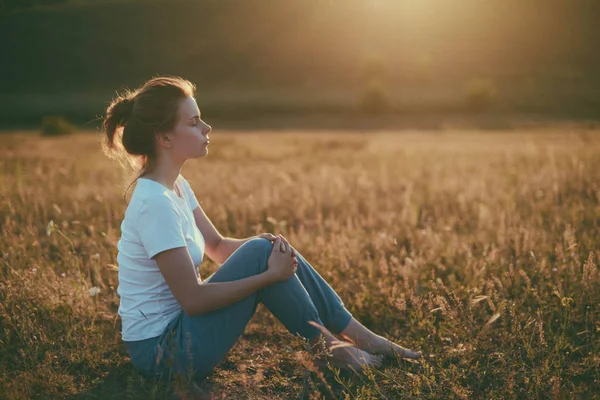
[188,113,201,120]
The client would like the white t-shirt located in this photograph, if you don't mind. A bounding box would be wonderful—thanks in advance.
[116,174,205,341]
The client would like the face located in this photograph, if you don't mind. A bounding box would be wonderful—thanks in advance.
[165,96,212,161]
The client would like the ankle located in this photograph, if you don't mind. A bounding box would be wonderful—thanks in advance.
[342,334,386,349]
[340,319,383,346]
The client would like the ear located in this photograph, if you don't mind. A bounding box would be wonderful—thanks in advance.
[155,131,172,149]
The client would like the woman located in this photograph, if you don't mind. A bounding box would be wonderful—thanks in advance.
[102,76,421,382]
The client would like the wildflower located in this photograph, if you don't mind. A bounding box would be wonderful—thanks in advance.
[60,273,66,277]
[46,220,55,236]
[561,297,574,307]
[31,268,37,273]
[89,287,101,296]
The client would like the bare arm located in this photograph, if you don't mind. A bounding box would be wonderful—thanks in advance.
[191,205,223,262]
[154,237,296,317]
[154,246,274,316]
[211,237,252,263]
[192,205,272,264]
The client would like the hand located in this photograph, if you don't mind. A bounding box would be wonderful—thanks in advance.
[274,234,299,263]
[266,236,298,283]
[258,233,277,242]
[259,233,298,259]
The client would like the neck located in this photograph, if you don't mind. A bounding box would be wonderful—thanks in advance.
[142,154,185,191]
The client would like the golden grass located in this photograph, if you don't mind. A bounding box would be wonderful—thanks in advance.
[0,129,599,399]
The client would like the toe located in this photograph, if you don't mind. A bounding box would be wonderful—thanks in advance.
[407,349,422,359]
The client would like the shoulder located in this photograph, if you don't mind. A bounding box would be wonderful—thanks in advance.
[178,174,198,197]
[128,194,185,238]
[133,193,181,221]
[132,179,178,209]
[178,175,201,211]
[178,174,193,189]
[140,193,175,208]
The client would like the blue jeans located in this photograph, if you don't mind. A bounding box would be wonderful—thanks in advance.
[123,238,353,381]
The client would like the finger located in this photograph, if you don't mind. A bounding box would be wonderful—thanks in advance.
[272,236,281,251]
[282,236,295,255]
[280,234,291,253]
[277,236,286,252]
[261,233,276,242]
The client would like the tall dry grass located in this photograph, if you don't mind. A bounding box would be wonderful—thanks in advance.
[0,129,598,399]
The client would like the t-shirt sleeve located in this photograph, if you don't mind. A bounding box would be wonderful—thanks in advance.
[136,195,187,259]
[180,176,200,210]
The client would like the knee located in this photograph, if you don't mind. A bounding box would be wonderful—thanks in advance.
[242,237,273,254]
[238,238,273,271]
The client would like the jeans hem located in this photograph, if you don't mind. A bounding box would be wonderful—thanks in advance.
[329,307,353,335]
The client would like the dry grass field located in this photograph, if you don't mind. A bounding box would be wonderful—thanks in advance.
[0,129,599,399]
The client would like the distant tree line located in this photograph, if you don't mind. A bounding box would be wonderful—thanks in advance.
[2,0,599,95]
[1,0,599,126]
[0,0,69,13]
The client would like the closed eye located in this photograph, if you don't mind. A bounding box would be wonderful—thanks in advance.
[189,115,201,126]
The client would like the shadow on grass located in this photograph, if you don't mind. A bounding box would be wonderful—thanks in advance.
[68,362,212,400]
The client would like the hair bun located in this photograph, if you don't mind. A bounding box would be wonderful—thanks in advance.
[113,97,135,126]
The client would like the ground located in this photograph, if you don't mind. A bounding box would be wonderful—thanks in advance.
[0,128,599,399]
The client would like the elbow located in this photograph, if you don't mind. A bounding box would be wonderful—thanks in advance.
[207,236,224,260]
[180,287,205,317]
[181,301,194,317]
[182,302,204,317]
[182,306,198,317]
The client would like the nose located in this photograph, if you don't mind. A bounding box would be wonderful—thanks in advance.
[204,123,212,136]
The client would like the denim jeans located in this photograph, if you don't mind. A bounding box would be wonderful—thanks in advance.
[123,238,353,381]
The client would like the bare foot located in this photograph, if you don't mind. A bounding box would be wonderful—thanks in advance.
[359,336,422,360]
[380,339,422,360]
[309,332,383,374]
[339,319,422,360]
[340,332,422,360]
[327,343,384,373]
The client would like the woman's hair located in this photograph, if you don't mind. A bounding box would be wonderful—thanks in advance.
[101,76,196,203]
